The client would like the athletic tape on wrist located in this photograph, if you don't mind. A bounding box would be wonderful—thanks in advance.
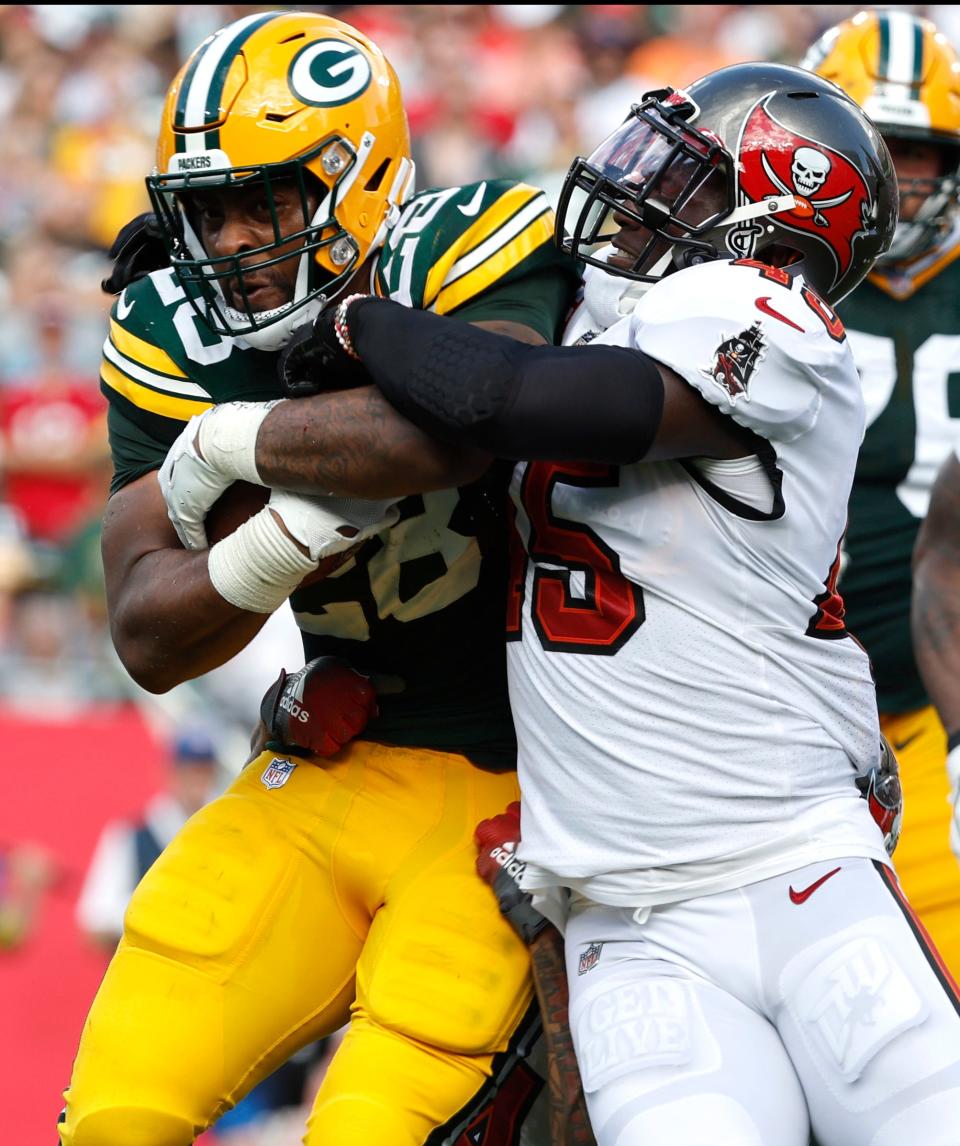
[197,400,282,484]
[947,741,960,789]
[207,505,318,614]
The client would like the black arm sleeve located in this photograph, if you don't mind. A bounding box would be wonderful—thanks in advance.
[349,297,664,464]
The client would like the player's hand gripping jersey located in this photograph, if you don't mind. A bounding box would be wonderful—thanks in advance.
[100,179,574,768]
[507,259,887,906]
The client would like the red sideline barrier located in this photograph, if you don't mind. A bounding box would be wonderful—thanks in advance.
[0,704,165,1144]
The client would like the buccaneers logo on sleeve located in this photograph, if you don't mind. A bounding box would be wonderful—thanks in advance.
[700,321,766,404]
[734,95,874,282]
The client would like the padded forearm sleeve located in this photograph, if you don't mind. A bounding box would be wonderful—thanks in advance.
[349,298,665,463]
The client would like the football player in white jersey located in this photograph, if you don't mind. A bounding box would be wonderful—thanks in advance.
[298,64,960,1146]
[160,62,960,1145]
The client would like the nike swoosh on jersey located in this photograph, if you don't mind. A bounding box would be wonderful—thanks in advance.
[755,296,804,332]
[457,183,487,217]
[789,866,841,904]
[116,292,135,320]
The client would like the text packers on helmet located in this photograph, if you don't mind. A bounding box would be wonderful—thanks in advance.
[802,9,960,263]
[556,62,897,305]
[147,10,415,349]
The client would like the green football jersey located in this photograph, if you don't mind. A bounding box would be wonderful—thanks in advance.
[100,179,580,767]
[838,228,960,714]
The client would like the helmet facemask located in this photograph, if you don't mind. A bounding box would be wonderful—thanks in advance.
[880,141,960,263]
[557,96,733,283]
[557,92,802,288]
[147,135,370,348]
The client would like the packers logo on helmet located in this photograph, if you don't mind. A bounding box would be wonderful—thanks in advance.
[802,10,960,263]
[289,40,372,107]
[147,10,415,349]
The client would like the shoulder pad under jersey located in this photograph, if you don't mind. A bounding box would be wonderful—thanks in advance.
[624,259,855,443]
[374,179,557,314]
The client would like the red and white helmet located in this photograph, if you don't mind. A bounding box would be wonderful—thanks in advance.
[856,735,904,856]
[556,62,898,304]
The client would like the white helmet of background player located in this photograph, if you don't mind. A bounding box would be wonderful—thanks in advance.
[556,62,898,305]
[803,10,960,264]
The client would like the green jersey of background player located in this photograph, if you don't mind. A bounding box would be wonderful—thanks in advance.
[805,9,960,976]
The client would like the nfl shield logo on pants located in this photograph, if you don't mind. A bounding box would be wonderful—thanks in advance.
[261,757,296,790]
[578,942,603,975]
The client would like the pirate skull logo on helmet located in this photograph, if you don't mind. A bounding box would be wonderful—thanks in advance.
[791,148,832,197]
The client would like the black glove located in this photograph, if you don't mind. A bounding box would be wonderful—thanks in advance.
[475,802,550,945]
[101,212,168,295]
[278,302,372,398]
[259,656,378,757]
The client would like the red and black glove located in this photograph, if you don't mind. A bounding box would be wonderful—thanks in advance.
[475,801,549,945]
[259,656,377,757]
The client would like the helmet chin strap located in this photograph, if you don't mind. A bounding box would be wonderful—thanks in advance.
[234,297,324,352]
[584,246,666,330]
[231,240,319,351]
[239,252,376,353]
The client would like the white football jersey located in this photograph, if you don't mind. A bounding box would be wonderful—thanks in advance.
[510,259,887,908]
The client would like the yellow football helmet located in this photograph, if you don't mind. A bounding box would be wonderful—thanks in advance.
[147,10,415,348]
[802,10,960,263]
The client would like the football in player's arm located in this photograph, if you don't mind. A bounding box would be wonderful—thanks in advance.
[912,448,960,862]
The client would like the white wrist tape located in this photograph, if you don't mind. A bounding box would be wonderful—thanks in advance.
[196,400,283,485]
[269,490,400,560]
[207,504,318,614]
[948,743,960,792]
[948,744,960,865]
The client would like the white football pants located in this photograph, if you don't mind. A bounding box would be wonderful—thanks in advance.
[565,858,960,1146]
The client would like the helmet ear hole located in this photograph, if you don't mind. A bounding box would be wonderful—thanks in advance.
[364,158,391,193]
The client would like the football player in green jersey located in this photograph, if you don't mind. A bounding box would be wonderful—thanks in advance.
[803,10,960,972]
[59,11,579,1146]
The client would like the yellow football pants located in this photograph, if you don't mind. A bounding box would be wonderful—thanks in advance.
[884,705,960,976]
[60,742,533,1146]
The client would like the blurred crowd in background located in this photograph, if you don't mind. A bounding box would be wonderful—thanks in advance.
[2,3,959,1141]
[6,0,960,730]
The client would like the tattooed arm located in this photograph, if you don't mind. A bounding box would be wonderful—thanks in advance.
[475,804,597,1146]
[913,451,960,737]
[529,925,597,1146]
[255,318,545,496]
[255,384,489,497]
